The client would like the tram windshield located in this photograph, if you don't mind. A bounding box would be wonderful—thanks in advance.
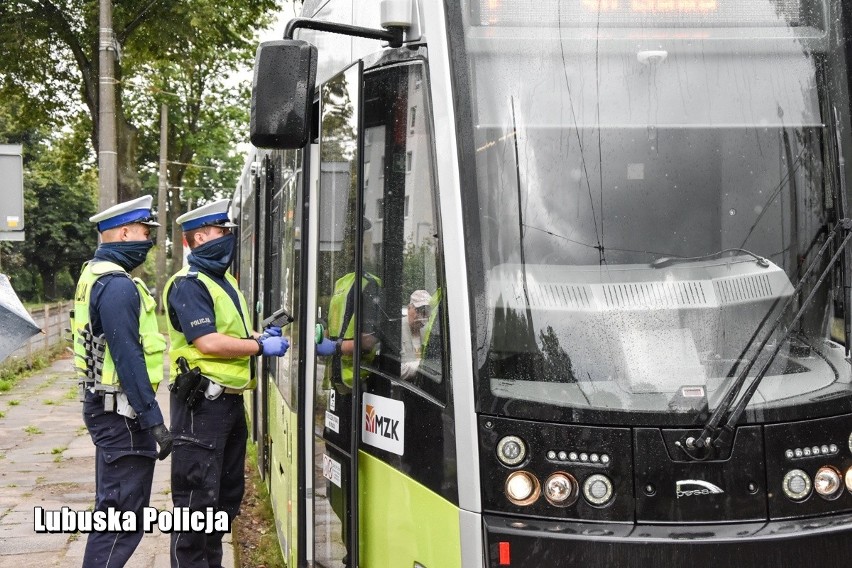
[458,0,852,424]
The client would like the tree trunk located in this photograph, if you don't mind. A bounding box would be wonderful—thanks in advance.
[41,269,57,302]
[116,111,141,202]
[169,168,185,275]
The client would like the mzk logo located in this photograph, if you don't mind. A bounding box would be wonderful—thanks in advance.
[676,479,725,498]
[362,393,405,456]
[364,404,399,440]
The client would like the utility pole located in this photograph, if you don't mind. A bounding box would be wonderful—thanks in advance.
[156,103,168,312]
[98,0,118,211]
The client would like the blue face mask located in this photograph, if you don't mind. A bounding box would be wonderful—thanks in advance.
[188,233,236,276]
[96,240,154,272]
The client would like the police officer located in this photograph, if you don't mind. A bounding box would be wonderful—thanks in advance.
[74,195,173,568]
[316,271,382,390]
[401,289,431,380]
[163,199,288,568]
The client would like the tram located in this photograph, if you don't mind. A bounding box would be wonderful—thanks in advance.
[235,0,852,566]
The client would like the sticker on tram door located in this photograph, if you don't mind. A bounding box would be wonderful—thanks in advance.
[322,454,342,487]
[362,393,405,456]
[325,411,339,433]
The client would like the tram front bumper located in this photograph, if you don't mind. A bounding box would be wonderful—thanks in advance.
[484,512,852,567]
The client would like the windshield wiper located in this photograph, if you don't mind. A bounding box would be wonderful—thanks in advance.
[678,219,852,461]
[832,105,852,356]
[652,248,770,269]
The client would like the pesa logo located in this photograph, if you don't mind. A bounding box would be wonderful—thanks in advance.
[676,479,724,498]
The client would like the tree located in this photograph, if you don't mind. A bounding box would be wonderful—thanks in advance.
[21,174,97,300]
[1,0,276,279]
[0,0,275,203]
[132,63,255,273]
[0,109,97,301]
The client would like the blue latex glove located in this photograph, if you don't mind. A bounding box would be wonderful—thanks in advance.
[260,326,282,339]
[316,337,337,356]
[260,336,289,357]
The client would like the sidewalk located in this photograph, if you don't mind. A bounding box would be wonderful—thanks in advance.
[0,355,234,567]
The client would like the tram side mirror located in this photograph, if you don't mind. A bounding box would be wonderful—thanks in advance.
[250,40,317,149]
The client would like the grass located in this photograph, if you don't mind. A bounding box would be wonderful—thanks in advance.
[43,399,55,405]
[65,386,78,400]
[0,344,66,392]
[24,425,43,435]
[8,400,19,406]
[35,373,61,393]
[234,441,285,568]
[0,411,4,419]
[51,446,67,455]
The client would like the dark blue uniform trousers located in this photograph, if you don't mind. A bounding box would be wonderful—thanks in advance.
[82,392,157,568]
[170,389,247,568]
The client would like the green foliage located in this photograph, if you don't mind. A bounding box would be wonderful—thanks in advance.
[0,113,97,301]
[0,0,277,269]
[321,74,356,163]
[238,441,285,568]
[402,240,435,301]
[0,344,66,390]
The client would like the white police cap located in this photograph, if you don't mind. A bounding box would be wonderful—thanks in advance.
[89,195,160,232]
[176,199,238,231]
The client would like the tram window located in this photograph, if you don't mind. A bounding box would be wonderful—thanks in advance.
[360,62,449,403]
[266,156,301,403]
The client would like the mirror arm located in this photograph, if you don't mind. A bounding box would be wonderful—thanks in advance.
[284,17,405,48]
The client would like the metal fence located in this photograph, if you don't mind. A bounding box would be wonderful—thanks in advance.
[6,301,73,363]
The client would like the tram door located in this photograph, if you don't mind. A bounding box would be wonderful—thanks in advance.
[310,58,454,567]
[311,63,362,567]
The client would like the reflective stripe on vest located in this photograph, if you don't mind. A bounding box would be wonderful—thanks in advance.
[421,287,442,358]
[72,261,165,389]
[164,267,254,390]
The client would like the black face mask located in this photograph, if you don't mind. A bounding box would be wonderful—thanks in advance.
[96,240,154,272]
[187,233,236,276]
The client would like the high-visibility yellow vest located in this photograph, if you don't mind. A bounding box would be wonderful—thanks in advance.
[163,267,254,390]
[421,287,442,358]
[324,272,381,388]
[73,261,166,389]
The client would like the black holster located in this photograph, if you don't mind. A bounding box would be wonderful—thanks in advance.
[172,357,207,409]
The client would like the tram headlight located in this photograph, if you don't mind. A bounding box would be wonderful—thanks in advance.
[496,435,527,467]
[505,471,540,506]
[814,466,842,499]
[782,469,811,501]
[544,472,578,507]
[582,474,614,506]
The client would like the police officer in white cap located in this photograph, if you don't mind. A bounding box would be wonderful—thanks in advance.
[163,199,288,567]
[72,195,173,567]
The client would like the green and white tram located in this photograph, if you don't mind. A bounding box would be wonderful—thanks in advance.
[235,0,852,565]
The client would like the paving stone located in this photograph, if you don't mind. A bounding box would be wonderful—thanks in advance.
[0,356,236,566]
